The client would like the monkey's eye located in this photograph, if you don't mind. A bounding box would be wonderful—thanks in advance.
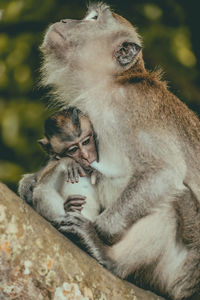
[82,136,91,146]
[66,145,79,155]
[85,11,98,21]
[55,155,61,160]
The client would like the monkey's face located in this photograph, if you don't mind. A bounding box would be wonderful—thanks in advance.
[49,117,97,168]
[41,3,142,90]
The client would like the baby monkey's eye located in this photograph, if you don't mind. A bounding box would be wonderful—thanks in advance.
[67,146,78,155]
[82,136,91,146]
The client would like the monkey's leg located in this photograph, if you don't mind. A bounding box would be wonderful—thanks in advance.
[58,207,193,300]
[95,165,186,244]
[169,186,200,299]
[107,188,200,300]
[106,207,188,296]
[33,185,67,225]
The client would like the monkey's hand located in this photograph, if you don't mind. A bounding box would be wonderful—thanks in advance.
[58,212,108,265]
[62,158,86,183]
[58,212,91,235]
[94,212,125,245]
[64,195,86,213]
[18,173,37,205]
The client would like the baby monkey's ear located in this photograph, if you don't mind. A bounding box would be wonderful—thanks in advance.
[38,137,51,154]
[114,42,141,67]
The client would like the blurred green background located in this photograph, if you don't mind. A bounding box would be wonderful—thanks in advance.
[0,0,200,193]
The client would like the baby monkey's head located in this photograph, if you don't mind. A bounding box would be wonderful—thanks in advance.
[39,107,98,167]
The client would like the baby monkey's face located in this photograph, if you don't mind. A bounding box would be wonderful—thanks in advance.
[50,116,97,167]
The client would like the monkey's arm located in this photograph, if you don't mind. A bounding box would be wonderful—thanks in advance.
[58,158,186,247]
[61,158,86,183]
[95,159,185,244]
[18,155,86,204]
[32,187,87,225]
[31,159,68,224]
[32,158,88,224]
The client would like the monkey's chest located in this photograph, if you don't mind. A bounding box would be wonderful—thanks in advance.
[97,176,129,209]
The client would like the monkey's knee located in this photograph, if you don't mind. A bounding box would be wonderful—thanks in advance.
[18,173,37,205]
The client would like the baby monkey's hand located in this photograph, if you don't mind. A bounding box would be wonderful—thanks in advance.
[61,158,87,183]
[64,195,86,213]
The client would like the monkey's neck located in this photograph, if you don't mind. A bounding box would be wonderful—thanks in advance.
[116,58,164,87]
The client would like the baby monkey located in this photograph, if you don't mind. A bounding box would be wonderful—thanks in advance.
[19,107,100,225]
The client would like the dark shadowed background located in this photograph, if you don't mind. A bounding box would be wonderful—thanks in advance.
[0,0,199,193]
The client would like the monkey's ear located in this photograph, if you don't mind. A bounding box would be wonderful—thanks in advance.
[114,42,141,67]
[38,137,51,153]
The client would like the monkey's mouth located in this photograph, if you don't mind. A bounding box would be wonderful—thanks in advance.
[41,24,67,51]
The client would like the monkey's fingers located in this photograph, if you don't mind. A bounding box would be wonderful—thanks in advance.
[60,212,89,227]
[78,165,87,177]
[68,167,75,183]
[69,206,83,212]
[65,195,86,202]
[64,199,86,212]
[64,171,69,182]
[65,199,86,206]
[64,203,84,212]
[58,213,91,239]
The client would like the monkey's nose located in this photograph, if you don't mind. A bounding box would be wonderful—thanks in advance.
[61,19,75,24]
[60,19,79,26]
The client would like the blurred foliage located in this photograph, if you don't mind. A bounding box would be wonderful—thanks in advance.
[0,0,200,193]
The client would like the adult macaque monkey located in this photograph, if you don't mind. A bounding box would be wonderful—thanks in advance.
[40,3,200,299]
[19,107,100,223]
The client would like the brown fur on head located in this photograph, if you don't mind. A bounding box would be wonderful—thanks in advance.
[38,107,99,162]
[38,107,83,155]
